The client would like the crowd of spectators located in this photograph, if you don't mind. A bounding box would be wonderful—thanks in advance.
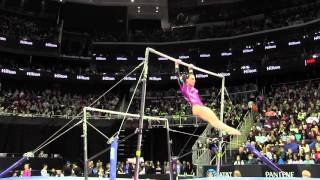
[0,88,119,117]
[168,1,320,40]
[1,1,319,45]
[0,52,257,126]
[0,58,258,125]
[131,0,320,42]
[170,0,312,25]
[196,1,320,39]
[234,80,320,165]
[14,159,195,177]
[0,13,57,42]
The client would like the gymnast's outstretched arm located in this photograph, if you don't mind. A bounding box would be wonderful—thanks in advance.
[175,60,184,86]
[175,60,194,86]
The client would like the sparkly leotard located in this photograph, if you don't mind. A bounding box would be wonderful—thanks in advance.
[175,65,204,106]
[180,83,204,106]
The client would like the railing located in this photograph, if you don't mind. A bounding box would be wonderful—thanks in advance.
[229,110,250,142]
[191,122,212,170]
[203,110,251,166]
[193,109,253,167]
[224,110,250,163]
[190,87,258,171]
[224,109,260,164]
[0,111,207,127]
[150,115,207,127]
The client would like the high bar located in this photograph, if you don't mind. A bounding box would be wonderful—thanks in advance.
[84,107,168,121]
[146,47,224,79]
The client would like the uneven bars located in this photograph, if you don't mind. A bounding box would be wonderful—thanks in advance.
[84,107,168,121]
[147,47,224,79]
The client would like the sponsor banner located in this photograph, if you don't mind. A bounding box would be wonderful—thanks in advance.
[203,165,320,178]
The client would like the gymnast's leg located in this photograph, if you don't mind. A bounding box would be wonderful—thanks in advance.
[192,105,241,136]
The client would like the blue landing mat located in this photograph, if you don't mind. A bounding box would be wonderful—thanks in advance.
[184,178,316,180]
[1,176,318,180]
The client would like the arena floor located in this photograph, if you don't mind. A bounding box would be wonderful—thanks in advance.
[1,176,318,180]
[185,178,317,180]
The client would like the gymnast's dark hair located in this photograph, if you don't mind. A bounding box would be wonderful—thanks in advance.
[181,72,194,83]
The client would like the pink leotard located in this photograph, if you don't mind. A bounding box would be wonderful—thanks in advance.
[180,84,203,106]
[23,169,31,177]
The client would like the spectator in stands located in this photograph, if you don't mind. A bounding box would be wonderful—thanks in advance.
[246,153,258,165]
[87,161,94,177]
[301,170,312,178]
[92,161,101,176]
[265,145,273,160]
[234,155,245,165]
[176,160,181,175]
[314,136,320,152]
[299,140,310,155]
[271,154,280,164]
[145,161,151,174]
[163,161,170,174]
[97,166,105,178]
[50,169,56,176]
[22,164,31,177]
[41,164,49,177]
[303,154,315,164]
[63,161,72,176]
[12,170,19,177]
[185,162,193,175]
[311,126,320,139]
[139,162,146,175]
[150,161,156,174]
[312,148,320,163]
[55,170,64,177]
[233,170,242,177]
[0,88,120,117]
[123,161,130,175]
[286,149,294,162]
[277,156,286,165]
[117,162,124,174]
[155,161,162,174]
[105,163,110,176]
[291,154,303,164]
[236,146,248,161]
[284,137,299,154]
[247,132,256,142]
[71,162,82,176]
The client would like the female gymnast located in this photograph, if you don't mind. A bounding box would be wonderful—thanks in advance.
[175,60,241,136]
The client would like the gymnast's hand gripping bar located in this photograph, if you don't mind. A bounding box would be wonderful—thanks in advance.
[147,47,224,79]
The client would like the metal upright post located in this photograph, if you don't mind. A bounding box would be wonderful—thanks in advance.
[216,76,225,175]
[133,49,149,180]
[83,107,88,180]
[166,120,174,180]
